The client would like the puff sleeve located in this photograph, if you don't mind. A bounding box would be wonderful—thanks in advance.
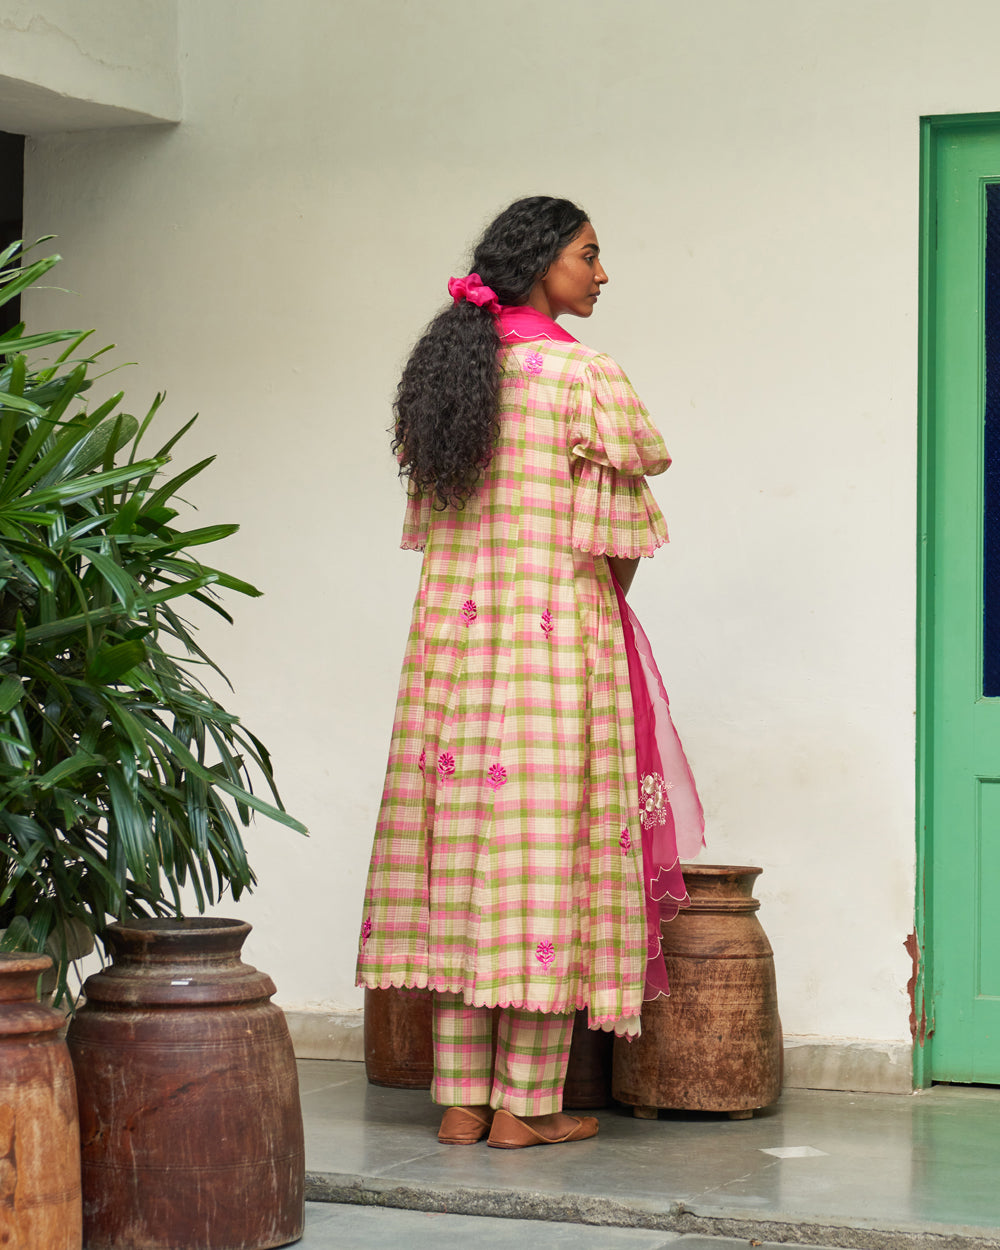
[400,489,432,552]
[568,354,671,558]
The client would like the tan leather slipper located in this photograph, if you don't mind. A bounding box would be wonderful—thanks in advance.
[438,1105,494,1144]
[486,1107,599,1149]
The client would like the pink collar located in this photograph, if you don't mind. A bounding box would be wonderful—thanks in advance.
[496,304,578,345]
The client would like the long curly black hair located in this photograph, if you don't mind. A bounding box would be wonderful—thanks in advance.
[392,196,589,509]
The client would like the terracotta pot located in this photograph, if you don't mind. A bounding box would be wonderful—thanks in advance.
[67,918,304,1250]
[0,952,82,1249]
[0,918,94,1002]
[612,865,783,1118]
[364,986,434,1088]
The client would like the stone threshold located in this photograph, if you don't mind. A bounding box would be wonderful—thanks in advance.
[304,1171,1000,1250]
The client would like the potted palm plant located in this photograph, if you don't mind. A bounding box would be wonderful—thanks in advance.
[0,242,305,1002]
[0,243,309,1249]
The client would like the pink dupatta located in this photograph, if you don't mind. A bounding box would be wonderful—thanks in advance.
[612,576,705,999]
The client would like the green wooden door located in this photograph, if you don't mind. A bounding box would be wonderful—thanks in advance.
[922,116,1000,1083]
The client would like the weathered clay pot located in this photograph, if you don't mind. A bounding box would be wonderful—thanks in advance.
[0,918,94,1002]
[364,986,435,1088]
[0,952,82,1249]
[612,865,783,1118]
[563,1009,615,1108]
[67,918,304,1250]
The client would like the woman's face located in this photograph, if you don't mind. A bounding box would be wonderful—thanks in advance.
[528,222,608,320]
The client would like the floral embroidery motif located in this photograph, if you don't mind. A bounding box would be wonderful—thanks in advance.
[418,748,426,773]
[524,350,544,376]
[361,916,372,948]
[461,598,477,625]
[639,771,674,829]
[486,762,508,790]
[535,939,555,969]
[540,608,553,638]
[437,751,456,778]
[619,828,631,854]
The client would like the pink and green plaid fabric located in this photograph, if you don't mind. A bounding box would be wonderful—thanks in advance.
[431,993,575,1115]
[356,341,671,1037]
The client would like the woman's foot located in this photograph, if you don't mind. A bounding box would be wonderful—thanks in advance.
[487,1107,599,1149]
[437,1104,494,1144]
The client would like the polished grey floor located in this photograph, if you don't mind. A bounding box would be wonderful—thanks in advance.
[297,1059,1000,1249]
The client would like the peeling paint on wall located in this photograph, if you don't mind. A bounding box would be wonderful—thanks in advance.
[903,930,928,1046]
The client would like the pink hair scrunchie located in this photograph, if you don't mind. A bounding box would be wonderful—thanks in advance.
[448,272,500,314]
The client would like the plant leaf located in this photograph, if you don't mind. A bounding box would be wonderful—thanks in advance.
[0,675,24,714]
[0,255,60,311]
[87,641,147,685]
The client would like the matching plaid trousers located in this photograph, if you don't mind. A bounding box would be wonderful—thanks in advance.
[431,992,574,1116]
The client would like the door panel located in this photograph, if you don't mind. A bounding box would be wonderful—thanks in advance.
[977,781,1000,999]
[924,118,1000,1082]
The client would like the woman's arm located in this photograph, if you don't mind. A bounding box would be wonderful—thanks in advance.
[608,555,640,595]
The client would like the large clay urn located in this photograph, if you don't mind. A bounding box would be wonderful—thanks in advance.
[613,865,783,1118]
[563,1010,615,1108]
[67,918,304,1250]
[364,986,434,1088]
[0,952,82,1249]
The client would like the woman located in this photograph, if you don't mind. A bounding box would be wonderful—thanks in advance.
[356,197,703,1150]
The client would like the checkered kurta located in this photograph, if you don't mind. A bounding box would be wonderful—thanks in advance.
[356,339,671,1037]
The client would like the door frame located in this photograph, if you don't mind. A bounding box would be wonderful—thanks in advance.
[916,111,1000,1087]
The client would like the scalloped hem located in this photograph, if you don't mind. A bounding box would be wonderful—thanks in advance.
[399,540,426,552]
[356,973,642,1037]
[572,531,669,560]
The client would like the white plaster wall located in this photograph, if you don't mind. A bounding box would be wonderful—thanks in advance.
[15,0,994,1047]
[0,0,180,131]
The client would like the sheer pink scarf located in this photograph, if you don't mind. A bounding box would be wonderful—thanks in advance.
[612,576,705,998]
